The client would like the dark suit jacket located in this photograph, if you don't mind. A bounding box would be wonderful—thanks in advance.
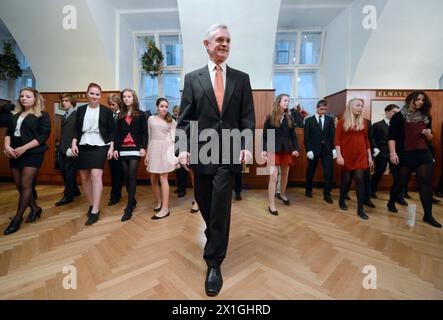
[176,65,256,174]
[304,115,335,156]
[59,109,77,154]
[114,113,148,151]
[366,119,378,150]
[75,104,114,144]
[262,115,300,153]
[290,110,305,128]
[6,111,51,152]
[373,119,390,157]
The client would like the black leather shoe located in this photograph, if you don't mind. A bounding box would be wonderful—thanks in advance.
[339,200,348,211]
[4,217,23,235]
[364,200,376,208]
[154,203,162,213]
[268,206,278,216]
[121,208,133,222]
[404,193,412,199]
[345,194,351,201]
[205,266,223,297]
[387,202,398,213]
[25,207,42,223]
[87,205,93,217]
[235,193,242,201]
[151,211,170,220]
[324,194,333,204]
[358,210,369,220]
[396,198,408,206]
[279,196,290,205]
[85,212,100,225]
[432,197,441,204]
[275,193,282,200]
[177,191,186,198]
[423,216,442,228]
[55,197,74,206]
[371,193,378,199]
[108,198,120,206]
[190,201,199,213]
[435,191,443,198]
[305,190,313,198]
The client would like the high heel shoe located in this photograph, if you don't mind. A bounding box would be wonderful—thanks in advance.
[151,210,170,220]
[4,217,23,235]
[85,211,100,225]
[268,206,278,216]
[25,207,42,223]
[190,201,199,213]
[121,208,133,222]
[86,205,93,217]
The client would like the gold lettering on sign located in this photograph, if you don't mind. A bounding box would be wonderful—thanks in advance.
[59,93,88,100]
[376,91,411,98]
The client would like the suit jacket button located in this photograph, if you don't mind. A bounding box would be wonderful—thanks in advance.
[220,121,223,124]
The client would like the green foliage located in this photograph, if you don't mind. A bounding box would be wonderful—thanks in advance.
[0,42,23,81]
[140,39,164,79]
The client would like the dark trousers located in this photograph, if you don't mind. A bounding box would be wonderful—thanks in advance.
[108,158,123,200]
[194,165,234,267]
[371,157,404,199]
[175,166,188,192]
[234,173,242,194]
[59,153,80,198]
[306,146,333,195]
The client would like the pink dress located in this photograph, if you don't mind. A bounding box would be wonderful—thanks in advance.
[147,116,178,173]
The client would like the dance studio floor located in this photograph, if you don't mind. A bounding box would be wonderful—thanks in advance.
[0,182,442,299]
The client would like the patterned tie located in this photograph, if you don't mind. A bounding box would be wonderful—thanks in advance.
[214,65,224,113]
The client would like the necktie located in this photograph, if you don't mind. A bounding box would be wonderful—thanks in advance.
[319,115,323,130]
[113,112,118,121]
[62,111,68,122]
[214,65,224,113]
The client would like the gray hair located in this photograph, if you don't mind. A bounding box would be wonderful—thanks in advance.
[206,24,229,42]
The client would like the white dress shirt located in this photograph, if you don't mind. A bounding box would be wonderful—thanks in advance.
[14,114,27,137]
[314,113,324,130]
[79,105,106,146]
[208,60,227,90]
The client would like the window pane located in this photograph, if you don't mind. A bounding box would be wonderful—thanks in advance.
[298,69,319,115]
[136,35,155,69]
[275,32,297,65]
[160,35,181,67]
[300,32,322,65]
[273,71,293,97]
[162,70,181,109]
[139,73,158,113]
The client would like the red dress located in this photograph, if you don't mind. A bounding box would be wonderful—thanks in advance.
[335,118,370,171]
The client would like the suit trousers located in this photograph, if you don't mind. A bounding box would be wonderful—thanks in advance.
[108,158,123,200]
[175,166,188,192]
[306,145,333,194]
[194,165,235,267]
[59,153,80,198]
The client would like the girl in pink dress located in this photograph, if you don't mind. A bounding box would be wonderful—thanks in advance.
[145,98,178,219]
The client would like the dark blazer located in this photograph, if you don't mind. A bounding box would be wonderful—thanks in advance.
[389,111,433,156]
[262,115,300,153]
[114,113,148,151]
[290,110,305,128]
[304,114,335,156]
[6,111,51,152]
[75,104,114,144]
[176,65,256,174]
[59,109,77,154]
[373,119,390,157]
[366,119,378,150]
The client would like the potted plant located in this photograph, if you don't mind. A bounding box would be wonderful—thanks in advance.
[140,38,164,79]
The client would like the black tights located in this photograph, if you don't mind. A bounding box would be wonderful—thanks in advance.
[121,158,140,210]
[390,164,433,218]
[340,169,366,211]
[11,167,40,222]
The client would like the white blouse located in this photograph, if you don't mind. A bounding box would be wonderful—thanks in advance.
[14,114,27,137]
[79,106,106,146]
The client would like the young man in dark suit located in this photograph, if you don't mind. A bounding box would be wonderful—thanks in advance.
[304,100,336,203]
[176,24,255,297]
[55,94,81,206]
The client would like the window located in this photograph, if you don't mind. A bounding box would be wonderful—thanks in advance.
[136,33,182,113]
[273,31,323,116]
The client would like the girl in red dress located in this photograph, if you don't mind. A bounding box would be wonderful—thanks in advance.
[335,98,373,219]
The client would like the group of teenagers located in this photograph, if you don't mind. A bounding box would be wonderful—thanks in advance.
[1,23,441,298]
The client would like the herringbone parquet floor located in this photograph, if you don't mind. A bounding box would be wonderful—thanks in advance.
[0,182,442,300]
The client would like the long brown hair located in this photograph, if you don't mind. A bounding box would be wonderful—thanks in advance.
[156,97,173,123]
[119,89,141,119]
[13,87,45,117]
[269,93,293,128]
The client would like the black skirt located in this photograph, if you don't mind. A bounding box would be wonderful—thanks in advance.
[399,149,434,169]
[9,137,45,168]
[77,145,109,170]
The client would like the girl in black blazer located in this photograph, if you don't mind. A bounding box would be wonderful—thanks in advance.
[262,94,300,216]
[3,87,51,235]
[71,83,114,226]
[113,89,147,222]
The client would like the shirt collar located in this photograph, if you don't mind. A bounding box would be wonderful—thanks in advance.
[65,107,75,117]
[384,117,390,125]
[208,60,227,73]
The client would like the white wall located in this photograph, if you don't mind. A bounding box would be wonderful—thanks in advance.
[0,0,114,92]
[177,0,281,89]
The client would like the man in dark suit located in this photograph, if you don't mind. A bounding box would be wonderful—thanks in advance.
[370,104,408,205]
[176,24,255,297]
[55,94,81,206]
[304,100,335,203]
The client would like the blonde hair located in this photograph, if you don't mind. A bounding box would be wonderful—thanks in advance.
[269,94,293,128]
[343,98,364,131]
[13,87,45,117]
